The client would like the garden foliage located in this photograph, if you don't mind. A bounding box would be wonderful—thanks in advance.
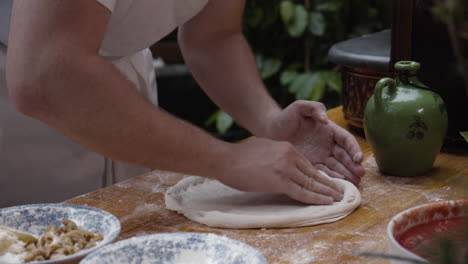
[207,0,389,136]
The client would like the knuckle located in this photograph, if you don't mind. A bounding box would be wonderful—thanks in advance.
[273,162,288,176]
[308,170,320,181]
[343,136,351,146]
[316,183,329,195]
[292,100,306,111]
[344,136,357,150]
[304,177,314,190]
[334,148,347,160]
[324,157,335,167]
[309,102,326,111]
[315,102,325,109]
[315,164,327,171]
[280,142,296,155]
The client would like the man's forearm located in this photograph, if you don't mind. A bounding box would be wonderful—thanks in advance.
[180,32,281,137]
[8,51,233,178]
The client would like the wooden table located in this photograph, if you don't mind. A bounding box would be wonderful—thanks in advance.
[66,106,468,264]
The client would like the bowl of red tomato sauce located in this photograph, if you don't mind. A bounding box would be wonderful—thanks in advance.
[387,200,468,264]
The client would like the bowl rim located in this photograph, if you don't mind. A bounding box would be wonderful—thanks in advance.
[0,203,121,264]
[386,199,468,262]
[80,232,268,264]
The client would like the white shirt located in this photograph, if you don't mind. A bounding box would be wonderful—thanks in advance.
[95,0,209,106]
[97,0,208,57]
[0,0,209,207]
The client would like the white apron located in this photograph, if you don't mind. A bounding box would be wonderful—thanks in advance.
[0,0,208,207]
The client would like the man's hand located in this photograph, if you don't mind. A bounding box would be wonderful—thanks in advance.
[265,100,365,185]
[218,138,343,205]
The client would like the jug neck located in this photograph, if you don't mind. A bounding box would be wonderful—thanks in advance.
[393,61,429,90]
[396,71,427,89]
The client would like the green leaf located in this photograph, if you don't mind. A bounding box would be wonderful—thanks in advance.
[318,71,342,94]
[288,73,309,93]
[289,73,326,100]
[309,11,326,36]
[216,111,234,135]
[286,4,308,38]
[295,73,317,100]
[205,110,220,126]
[316,2,341,12]
[280,1,294,24]
[255,54,263,70]
[297,73,326,100]
[460,131,468,142]
[308,80,326,101]
[280,70,298,86]
[260,58,282,79]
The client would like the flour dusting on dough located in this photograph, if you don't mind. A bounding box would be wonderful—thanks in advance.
[165,171,361,229]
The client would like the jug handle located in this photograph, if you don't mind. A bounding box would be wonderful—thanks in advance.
[374,77,396,108]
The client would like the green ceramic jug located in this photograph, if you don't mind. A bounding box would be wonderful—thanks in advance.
[363,61,448,176]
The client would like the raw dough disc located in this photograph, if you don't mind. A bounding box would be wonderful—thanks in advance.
[164,172,361,229]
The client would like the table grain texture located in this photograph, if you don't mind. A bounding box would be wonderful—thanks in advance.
[66,106,468,264]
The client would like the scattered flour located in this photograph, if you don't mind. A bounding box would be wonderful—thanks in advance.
[115,182,132,189]
[151,186,165,193]
[72,165,464,263]
[119,203,162,225]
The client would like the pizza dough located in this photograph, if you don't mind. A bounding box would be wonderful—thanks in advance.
[164,171,361,229]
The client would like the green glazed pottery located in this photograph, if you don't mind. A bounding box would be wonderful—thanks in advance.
[363,61,448,176]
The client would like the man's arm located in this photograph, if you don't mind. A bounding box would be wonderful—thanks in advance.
[179,0,365,183]
[178,0,280,137]
[6,0,342,204]
[6,0,232,177]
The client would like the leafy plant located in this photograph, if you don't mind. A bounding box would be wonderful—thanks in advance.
[461,131,468,142]
[207,0,389,137]
[205,110,234,136]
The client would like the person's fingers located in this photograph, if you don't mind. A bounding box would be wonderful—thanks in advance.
[313,170,344,201]
[315,164,345,180]
[325,156,361,185]
[296,158,339,190]
[289,168,343,201]
[295,159,343,199]
[295,100,328,124]
[283,180,334,205]
[332,145,366,178]
[331,123,363,163]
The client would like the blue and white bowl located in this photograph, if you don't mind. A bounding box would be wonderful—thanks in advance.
[80,232,268,264]
[0,203,121,264]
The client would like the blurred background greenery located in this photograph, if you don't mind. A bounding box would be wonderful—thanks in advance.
[206,0,391,140]
[157,0,391,141]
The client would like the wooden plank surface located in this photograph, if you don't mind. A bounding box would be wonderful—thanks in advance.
[66,107,468,264]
